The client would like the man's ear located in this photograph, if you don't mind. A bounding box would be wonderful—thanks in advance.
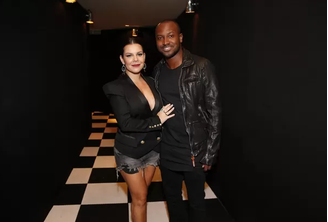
[179,33,183,43]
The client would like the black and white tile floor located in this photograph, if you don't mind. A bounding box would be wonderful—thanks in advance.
[44,112,233,222]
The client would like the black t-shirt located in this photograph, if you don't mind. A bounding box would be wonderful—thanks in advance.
[158,64,194,171]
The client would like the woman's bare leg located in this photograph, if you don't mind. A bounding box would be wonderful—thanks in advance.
[120,170,148,222]
[143,165,157,187]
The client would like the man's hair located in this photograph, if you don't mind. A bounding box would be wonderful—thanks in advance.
[156,19,181,34]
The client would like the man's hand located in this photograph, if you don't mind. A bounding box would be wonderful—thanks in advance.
[202,165,212,171]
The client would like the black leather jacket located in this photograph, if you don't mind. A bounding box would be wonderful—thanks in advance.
[153,49,222,165]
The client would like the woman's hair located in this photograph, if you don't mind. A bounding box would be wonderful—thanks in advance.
[121,37,144,55]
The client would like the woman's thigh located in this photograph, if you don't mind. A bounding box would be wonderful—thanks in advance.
[120,170,148,200]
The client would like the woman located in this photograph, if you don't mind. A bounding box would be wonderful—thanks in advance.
[103,38,174,222]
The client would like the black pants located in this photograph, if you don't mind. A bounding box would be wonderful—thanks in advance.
[160,165,206,222]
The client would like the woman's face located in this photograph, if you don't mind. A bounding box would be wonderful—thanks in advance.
[120,43,145,75]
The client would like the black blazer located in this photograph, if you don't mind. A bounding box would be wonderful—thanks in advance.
[103,74,163,158]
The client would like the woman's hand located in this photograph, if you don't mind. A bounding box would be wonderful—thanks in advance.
[157,104,175,124]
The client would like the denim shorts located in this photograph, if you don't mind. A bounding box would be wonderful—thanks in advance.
[114,147,160,176]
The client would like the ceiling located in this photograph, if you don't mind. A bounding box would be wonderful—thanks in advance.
[78,0,189,30]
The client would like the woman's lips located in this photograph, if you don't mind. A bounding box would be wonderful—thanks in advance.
[131,64,140,67]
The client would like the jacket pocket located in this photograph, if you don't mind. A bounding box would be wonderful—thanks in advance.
[198,105,209,123]
[191,121,208,145]
[184,75,200,83]
[115,132,139,147]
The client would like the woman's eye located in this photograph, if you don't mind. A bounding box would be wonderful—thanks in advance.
[137,53,143,56]
[126,55,131,57]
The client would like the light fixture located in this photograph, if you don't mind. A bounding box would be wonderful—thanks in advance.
[132,29,138,37]
[186,0,199,13]
[66,0,76,3]
[86,10,93,24]
[125,25,130,27]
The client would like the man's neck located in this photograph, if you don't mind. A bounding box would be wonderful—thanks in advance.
[165,49,183,69]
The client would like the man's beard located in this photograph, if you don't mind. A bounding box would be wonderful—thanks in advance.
[162,44,180,59]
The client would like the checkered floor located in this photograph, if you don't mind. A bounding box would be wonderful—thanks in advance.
[44,112,233,222]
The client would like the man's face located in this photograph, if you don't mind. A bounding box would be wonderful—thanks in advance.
[155,21,183,59]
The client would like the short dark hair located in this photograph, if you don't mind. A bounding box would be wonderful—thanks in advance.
[156,19,181,34]
[121,37,144,55]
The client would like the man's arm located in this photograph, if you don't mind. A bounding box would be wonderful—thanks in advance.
[200,60,222,167]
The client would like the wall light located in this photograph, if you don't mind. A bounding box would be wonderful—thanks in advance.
[66,0,76,3]
[86,10,93,24]
[186,0,199,13]
[132,29,138,37]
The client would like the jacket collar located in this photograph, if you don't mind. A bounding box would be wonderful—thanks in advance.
[157,47,194,69]
[181,48,194,68]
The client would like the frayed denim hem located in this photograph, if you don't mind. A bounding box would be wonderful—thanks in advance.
[116,162,159,180]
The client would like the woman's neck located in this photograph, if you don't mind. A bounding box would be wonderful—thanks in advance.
[126,71,142,83]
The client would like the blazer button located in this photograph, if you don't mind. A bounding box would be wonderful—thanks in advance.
[140,140,145,144]
[157,137,161,141]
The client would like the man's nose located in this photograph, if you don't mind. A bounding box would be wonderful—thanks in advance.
[163,37,169,45]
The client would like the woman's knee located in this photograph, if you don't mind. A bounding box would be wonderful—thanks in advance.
[131,191,148,206]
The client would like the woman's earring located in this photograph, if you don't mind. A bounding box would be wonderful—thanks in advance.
[121,64,126,73]
[143,63,147,72]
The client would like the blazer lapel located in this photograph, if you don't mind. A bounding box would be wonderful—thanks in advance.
[143,76,161,112]
[122,74,153,116]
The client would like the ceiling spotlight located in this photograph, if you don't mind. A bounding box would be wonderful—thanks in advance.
[66,0,76,3]
[86,10,94,24]
[125,25,130,27]
[186,0,199,13]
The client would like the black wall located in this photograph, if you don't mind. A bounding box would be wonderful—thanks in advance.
[0,1,91,221]
[88,28,162,112]
[177,1,326,221]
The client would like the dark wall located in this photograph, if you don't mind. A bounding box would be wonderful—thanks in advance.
[0,1,91,221]
[177,1,326,222]
[88,28,162,112]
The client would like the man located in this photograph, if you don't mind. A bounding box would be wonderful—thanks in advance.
[153,20,222,222]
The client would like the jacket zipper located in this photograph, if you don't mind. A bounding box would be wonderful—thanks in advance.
[154,68,164,133]
[154,69,163,108]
